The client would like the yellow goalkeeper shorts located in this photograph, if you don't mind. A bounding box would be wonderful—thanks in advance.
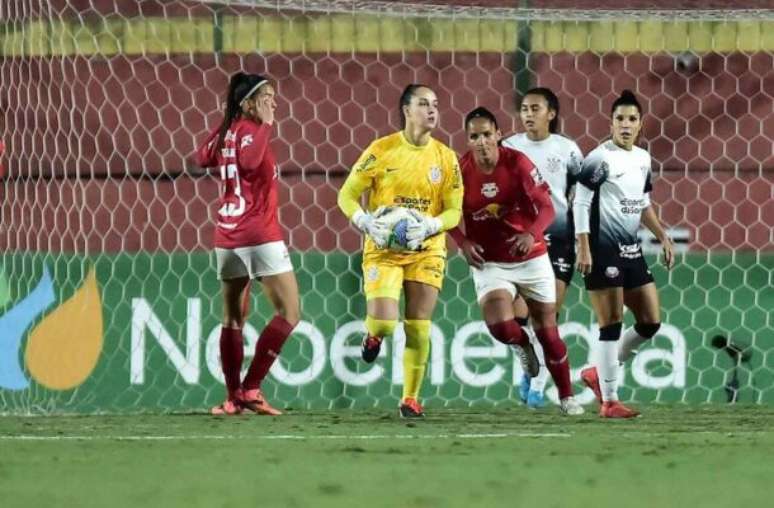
[362,251,446,300]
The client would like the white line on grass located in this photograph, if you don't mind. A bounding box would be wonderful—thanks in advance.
[0,432,570,442]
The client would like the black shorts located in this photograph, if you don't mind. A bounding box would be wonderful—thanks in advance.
[547,240,575,285]
[583,250,654,291]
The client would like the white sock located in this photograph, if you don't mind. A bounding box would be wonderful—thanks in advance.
[598,341,619,402]
[529,334,550,392]
[618,327,650,363]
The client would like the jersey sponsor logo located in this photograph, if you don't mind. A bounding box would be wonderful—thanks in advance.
[356,154,377,172]
[605,266,620,278]
[240,134,254,148]
[620,198,646,215]
[481,182,499,198]
[545,156,562,173]
[530,167,546,185]
[471,203,503,221]
[394,196,431,213]
[428,166,442,184]
[618,242,642,259]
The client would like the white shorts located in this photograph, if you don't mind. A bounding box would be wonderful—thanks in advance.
[471,253,556,304]
[215,241,293,280]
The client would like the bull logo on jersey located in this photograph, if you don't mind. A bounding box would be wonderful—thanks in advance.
[241,134,253,148]
[472,203,503,221]
[481,182,499,198]
[428,166,442,184]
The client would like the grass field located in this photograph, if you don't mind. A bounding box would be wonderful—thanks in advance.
[2,405,772,508]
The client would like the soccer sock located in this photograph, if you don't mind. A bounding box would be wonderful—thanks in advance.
[598,322,623,402]
[402,319,431,400]
[618,322,661,363]
[365,315,397,340]
[529,337,550,392]
[242,315,296,391]
[487,320,529,347]
[219,326,244,400]
[535,326,573,399]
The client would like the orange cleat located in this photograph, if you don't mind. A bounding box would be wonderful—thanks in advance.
[241,388,282,416]
[600,401,640,419]
[399,398,425,418]
[211,398,243,416]
[581,366,603,404]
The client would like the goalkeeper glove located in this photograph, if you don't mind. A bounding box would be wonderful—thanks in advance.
[352,209,390,248]
[405,209,442,251]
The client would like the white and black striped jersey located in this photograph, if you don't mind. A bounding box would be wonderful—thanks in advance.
[502,133,583,246]
[573,140,652,258]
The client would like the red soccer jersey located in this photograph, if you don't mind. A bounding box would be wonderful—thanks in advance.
[196,118,284,249]
[457,146,554,263]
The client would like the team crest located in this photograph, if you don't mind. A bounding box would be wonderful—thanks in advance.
[481,182,499,198]
[241,134,253,148]
[545,156,562,173]
[367,266,379,282]
[605,266,620,278]
[428,166,442,184]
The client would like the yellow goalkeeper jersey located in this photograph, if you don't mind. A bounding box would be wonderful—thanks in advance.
[338,131,463,257]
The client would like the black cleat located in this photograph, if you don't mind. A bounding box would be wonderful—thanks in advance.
[361,335,382,363]
[516,342,540,378]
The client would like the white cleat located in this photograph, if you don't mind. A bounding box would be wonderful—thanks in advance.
[559,396,585,416]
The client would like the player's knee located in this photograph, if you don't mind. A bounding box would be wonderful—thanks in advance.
[487,320,523,346]
[635,322,661,339]
[599,322,623,341]
[404,319,431,341]
[366,316,398,338]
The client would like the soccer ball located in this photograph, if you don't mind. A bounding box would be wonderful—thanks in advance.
[373,206,419,251]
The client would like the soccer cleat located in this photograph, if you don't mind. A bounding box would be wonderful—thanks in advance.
[559,396,585,416]
[211,398,243,416]
[581,366,603,404]
[241,388,282,416]
[518,373,531,403]
[515,343,540,378]
[399,398,425,418]
[527,390,546,409]
[600,401,640,419]
[361,334,383,363]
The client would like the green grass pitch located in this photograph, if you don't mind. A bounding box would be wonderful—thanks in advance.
[1,405,772,508]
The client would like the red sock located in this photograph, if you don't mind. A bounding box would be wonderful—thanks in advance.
[219,327,244,399]
[535,326,573,399]
[242,315,296,390]
[487,320,528,347]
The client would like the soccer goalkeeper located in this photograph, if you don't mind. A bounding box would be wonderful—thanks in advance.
[337,84,463,418]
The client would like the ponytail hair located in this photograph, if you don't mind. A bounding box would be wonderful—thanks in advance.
[215,72,270,153]
[522,87,560,133]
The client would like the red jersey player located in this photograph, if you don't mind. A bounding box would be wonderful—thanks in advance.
[196,73,300,416]
[449,107,583,415]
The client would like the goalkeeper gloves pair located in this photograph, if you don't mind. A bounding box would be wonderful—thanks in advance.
[351,208,441,251]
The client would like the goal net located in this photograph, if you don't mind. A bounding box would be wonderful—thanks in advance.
[1,0,772,413]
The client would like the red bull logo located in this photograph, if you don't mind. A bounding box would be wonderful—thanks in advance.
[471,203,503,221]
